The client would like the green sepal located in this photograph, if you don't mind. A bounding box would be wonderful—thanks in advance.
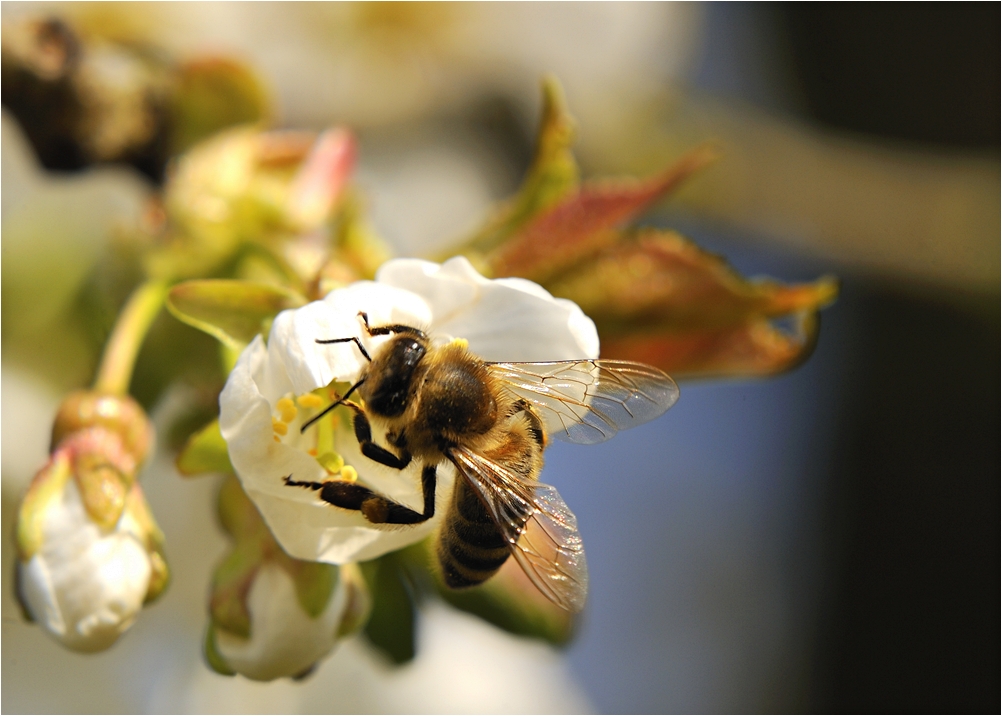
[16,452,73,560]
[176,419,235,477]
[167,279,306,350]
[209,544,258,638]
[288,561,339,619]
[360,552,417,665]
[335,563,372,638]
[203,623,237,677]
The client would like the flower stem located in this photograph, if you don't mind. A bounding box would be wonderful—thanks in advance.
[93,279,170,395]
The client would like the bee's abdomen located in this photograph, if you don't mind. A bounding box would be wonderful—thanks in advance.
[438,481,510,588]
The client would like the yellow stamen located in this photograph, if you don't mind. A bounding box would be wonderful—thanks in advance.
[339,465,358,483]
[272,418,288,436]
[317,452,344,474]
[276,397,297,423]
[273,435,280,442]
[296,393,324,409]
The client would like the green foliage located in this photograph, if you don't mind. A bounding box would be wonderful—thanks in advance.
[171,59,272,156]
[361,553,418,665]
[176,419,234,476]
[167,279,306,349]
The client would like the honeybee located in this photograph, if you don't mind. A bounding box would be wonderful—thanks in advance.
[285,312,679,612]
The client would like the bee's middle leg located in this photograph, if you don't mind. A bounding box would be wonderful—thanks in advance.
[285,464,436,525]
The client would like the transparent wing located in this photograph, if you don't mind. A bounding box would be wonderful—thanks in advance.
[488,360,680,444]
[449,446,588,612]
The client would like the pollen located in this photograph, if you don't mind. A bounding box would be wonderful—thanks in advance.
[296,393,324,409]
[449,337,469,350]
[307,448,318,457]
[276,397,297,423]
[317,451,344,474]
[272,418,288,436]
[339,465,358,483]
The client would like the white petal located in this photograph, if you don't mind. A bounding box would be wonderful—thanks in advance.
[377,256,599,360]
[268,281,432,396]
[215,563,347,681]
[19,480,151,653]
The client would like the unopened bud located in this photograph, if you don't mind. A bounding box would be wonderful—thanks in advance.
[15,450,168,653]
[205,476,369,680]
[14,392,167,652]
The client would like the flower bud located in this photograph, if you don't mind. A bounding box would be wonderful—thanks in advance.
[204,476,370,681]
[15,440,168,652]
[14,392,167,653]
[51,390,153,464]
[153,126,355,280]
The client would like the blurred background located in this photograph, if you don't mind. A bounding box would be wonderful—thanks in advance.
[2,2,998,713]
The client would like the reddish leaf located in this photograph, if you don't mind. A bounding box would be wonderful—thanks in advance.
[549,229,838,332]
[489,145,719,283]
[599,312,823,379]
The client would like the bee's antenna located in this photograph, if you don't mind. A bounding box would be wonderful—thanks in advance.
[300,378,366,433]
[315,336,371,362]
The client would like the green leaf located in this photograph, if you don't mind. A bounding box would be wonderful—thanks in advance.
[435,561,575,646]
[398,539,575,646]
[176,419,234,477]
[167,279,306,349]
[171,58,272,156]
[446,76,580,262]
[360,554,417,665]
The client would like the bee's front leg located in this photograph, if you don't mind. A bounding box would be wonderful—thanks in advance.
[285,464,437,525]
[342,402,412,470]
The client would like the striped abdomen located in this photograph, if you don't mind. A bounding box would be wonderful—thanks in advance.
[437,479,513,588]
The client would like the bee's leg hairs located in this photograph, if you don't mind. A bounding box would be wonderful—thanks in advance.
[285,464,437,525]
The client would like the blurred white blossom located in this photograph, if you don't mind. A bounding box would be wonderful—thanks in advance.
[210,562,367,682]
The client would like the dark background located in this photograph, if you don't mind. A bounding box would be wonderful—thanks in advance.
[563,3,999,712]
[776,4,999,711]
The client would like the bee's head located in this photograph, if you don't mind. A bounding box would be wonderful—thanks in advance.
[360,331,428,417]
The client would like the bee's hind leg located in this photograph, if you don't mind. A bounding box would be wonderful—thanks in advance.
[284,464,437,525]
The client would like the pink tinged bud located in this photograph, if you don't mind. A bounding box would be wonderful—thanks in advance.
[51,391,153,464]
[286,128,356,231]
[14,391,168,652]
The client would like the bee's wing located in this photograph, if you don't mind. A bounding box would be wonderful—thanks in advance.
[488,360,679,445]
[449,446,588,613]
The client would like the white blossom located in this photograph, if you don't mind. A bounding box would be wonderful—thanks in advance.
[219,256,598,564]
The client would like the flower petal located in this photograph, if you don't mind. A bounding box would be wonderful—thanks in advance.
[378,257,599,360]
[268,281,432,396]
